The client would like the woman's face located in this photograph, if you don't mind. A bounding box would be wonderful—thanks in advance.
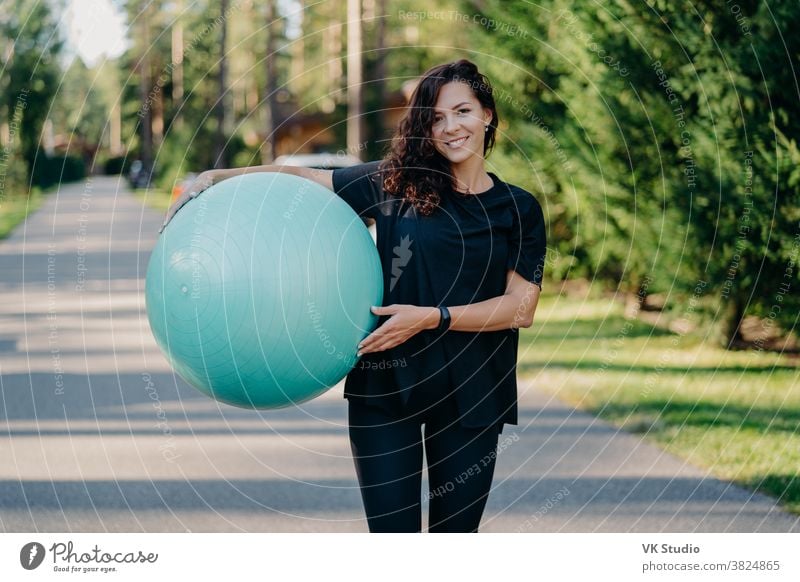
[430,81,492,165]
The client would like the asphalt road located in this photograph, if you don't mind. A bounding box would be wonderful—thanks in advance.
[0,176,797,533]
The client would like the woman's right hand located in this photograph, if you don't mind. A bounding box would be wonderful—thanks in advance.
[159,170,217,233]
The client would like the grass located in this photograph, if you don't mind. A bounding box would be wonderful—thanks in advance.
[133,188,172,213]
[518,292,800,515]
[0,189,45,239]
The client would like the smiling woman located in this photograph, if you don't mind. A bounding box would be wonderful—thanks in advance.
[380,60,499,216]
[159,58,547,534]
[332,60,546,533]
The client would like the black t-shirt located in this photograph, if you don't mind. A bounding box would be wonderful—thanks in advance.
[331,160,546,428]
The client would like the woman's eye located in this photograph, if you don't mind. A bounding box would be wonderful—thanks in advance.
[434,109,469,122]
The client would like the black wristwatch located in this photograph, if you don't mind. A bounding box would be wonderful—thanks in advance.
[436,305,451,332]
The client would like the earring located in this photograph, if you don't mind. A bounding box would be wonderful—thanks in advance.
[485,125,489,132]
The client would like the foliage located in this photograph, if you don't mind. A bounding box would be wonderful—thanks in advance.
[4,0,798,348]
[458,0,800,345]
[0,0,63,190]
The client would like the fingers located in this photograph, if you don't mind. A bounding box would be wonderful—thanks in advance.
[358,305,421,354]
[358,326,408,355]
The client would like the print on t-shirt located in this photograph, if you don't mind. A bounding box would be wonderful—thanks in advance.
[390,234,414,291]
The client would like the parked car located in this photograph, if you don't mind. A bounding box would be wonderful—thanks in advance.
[272,152,362,169]
[170,172,198,204]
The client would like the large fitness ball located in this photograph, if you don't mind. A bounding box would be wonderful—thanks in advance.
[145,172,383,409]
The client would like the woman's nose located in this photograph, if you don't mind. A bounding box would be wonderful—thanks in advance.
[443,115,460,133]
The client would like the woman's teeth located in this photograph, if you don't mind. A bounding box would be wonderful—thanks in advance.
[447,136,468,148]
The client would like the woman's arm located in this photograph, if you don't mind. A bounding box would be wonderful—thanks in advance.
[447,270,541,331]
[212,164,333,190]
[160,165,334,231]
[357,270,541,355]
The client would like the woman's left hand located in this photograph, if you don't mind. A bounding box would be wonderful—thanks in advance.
[357,304,439,355]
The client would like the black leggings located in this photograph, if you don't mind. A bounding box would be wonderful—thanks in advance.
[348,396,501,533]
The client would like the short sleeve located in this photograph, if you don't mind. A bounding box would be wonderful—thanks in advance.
[331,160,384,219]
[506,195,547,288]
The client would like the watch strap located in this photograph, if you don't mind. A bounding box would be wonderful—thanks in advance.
[437,305,451,332]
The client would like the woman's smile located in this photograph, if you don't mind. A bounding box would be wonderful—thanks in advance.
[445,135,469,148]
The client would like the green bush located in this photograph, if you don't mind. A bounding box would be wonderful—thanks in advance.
[31,154,86,189]
[103,155,129,175]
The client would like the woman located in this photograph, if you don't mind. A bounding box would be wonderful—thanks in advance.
[162,59,546,533]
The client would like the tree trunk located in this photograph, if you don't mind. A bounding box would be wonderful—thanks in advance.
[372,0,387,159]
[171,1,184,132]
[213,0,229,168]
[721,294,747,349]
[346,0,363,154]
[138,2,153,185]
[261,0,277,164]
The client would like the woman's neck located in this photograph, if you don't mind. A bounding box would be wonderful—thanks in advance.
[451,161,493,194]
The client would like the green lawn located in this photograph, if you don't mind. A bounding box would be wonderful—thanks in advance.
[0,190,44,239]
[133,188,172,212]
[518,293,800,515]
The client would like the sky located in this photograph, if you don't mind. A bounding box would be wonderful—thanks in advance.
[60,0,304,68]
[62,0,128,67]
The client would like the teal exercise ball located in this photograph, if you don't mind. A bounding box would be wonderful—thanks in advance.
[145,172,383,409]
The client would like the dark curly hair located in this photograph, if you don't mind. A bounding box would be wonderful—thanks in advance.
[379,59,499,216]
